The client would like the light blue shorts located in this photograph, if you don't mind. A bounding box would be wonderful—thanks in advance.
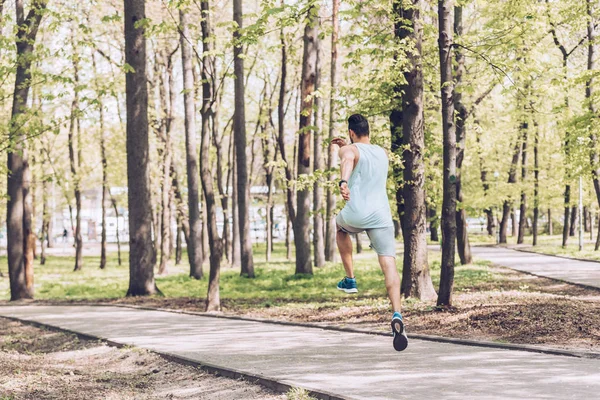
[336,214,397,258]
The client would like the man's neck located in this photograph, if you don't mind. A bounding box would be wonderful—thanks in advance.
[354,137,370,144]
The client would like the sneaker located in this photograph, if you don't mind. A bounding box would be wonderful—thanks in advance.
[392,311,408,351]
[336,277,358,294]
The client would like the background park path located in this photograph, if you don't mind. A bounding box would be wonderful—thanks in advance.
[0,305,599,400]
[471,246,600,289]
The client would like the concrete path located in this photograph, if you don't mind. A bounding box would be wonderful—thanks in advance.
[472,246,600,289]
[1,305,600,400]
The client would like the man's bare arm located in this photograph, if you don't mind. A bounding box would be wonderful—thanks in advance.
[338,146,355,201]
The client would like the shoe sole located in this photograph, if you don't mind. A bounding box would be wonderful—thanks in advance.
[392,318,408,352]
[336,287,358,294]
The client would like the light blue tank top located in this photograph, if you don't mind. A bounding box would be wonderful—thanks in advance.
[340,143,393,229]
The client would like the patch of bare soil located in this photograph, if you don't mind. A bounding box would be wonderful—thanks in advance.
[0,318,285,400]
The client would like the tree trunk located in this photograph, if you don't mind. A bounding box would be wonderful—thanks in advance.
[548,208,553,235]
[313,39,325,268]
[570,205,578,237]
[231,149,241,268]
[111,198,122,266]
[175,221,182,265]
[562,191,571,246]
[179,10,204,279]
[41,178,48,265]
[277,0,295,263]
[499,134,522,243]
[7,0,47,300]
[200,0,223,311]
[518,121,528,244]
[355,234,363,254]
[437,0,457,307]
[453,4,471,265]
[324,0,340,263]
[293,4,318,275]
[429,207,439,242]
[124,0,159,296]
[390,0,436,300]
[589,0,600,249]
[233,0,255,278]
[533,121,540,246]
[70,36,83,272]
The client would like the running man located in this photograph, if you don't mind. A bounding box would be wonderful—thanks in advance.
[332,114,407,352]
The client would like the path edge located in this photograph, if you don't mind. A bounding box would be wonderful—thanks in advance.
[0,313,349,400]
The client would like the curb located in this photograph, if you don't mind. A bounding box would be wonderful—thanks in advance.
[0,313,348,400]
[4,302,600,360]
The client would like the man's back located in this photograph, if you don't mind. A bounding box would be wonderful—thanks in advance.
[340,143,393,229]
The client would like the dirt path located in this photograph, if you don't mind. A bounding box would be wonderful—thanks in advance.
[0,318,287,400]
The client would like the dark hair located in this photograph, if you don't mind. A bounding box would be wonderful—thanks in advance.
[348,114,369,137]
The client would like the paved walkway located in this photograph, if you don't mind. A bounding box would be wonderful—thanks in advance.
[1,305,599,399]
[472,246,600,289]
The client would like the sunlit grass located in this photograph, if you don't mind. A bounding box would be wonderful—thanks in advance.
[0,241,502,303]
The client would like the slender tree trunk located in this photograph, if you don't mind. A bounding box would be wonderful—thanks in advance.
[518,121,529,244]
[548,208,553,235]
[124,0,159,296]
[231,146,242,268]
[563,190,571,247]
[511,209,517,237]
[175,221,182,265]
[41,178,48,265]
[437,0,457,307]
[499,134,522,243]
[355,234,362,254]
[277,0,295,263]
[584,207,590,233]
[325,0,340,262]
[453,4,471,265]
[70,37,83,272]
[293,3,319,275]
[313,40,325,268]
[589,0,600,246]
[233,0,255,277]
[47,181,54,249]
[570,205,577,237]
[390,0,436,300]
[179,10,204,279]
[429,207,439,242]
[200,0,223,310]
[533,121,540,246]
[111,198,122,266]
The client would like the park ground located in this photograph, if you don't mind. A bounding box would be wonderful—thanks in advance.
[0,317,320,400]
[1,235,599,353]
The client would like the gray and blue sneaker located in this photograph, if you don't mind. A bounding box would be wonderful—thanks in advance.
[337,277,358,293]
[392,311,408,351]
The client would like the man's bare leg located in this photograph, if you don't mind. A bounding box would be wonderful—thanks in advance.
[336,227,355,278]
[378,255,402,313]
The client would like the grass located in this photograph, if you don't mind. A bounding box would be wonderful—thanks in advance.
[0,241,500,305]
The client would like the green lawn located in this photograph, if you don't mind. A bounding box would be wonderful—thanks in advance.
[0,241,502,304]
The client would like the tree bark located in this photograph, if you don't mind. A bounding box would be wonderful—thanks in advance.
[313,39,325,268]
[41,178,49,265]
[111,198,122,266]
[231,148,242,268]
[179,10,204,279]
[7,0,47,300]
[200,0,223,310]
[533,121,540,246]
[325,0,340,262]
[588,0,600,250]
[124,0,159,296]
[391,0,436,300]
[569,205,578,237]
[233,0,255,277]
[355,234,363,254]
[70,35,83,272]
[518,121,528,244]
[453,4,471,265]
[499,134,522,243]
[437,0,457,307]
[294,3,318,275]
